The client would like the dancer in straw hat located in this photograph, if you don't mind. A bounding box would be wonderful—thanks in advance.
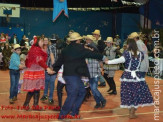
[51,32,107,119]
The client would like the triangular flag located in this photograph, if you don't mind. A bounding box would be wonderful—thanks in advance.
[53,0,68,22]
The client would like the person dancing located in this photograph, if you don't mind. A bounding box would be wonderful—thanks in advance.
[105,39,153,119]
[23,36,53,110]
[51,32,105,119]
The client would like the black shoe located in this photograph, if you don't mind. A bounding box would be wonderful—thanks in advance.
[94,103,101,108]
[9,99,14,104]
[48,99,54,104]
[107,89,112,93]
[40,95,48,101]
[108,91,117,95]
[101,99,106,108]
[98,83,106,87]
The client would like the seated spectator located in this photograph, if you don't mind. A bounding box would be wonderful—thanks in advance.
[10,34,19,44]
[25,38,30,49]
[2,43,12,70]
[20,35,26,46]
[0,33,6,43]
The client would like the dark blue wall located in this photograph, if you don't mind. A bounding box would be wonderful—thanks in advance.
[120,13,140,44]
[0,9,140,43]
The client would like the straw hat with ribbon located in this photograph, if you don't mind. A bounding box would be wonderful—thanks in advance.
[67,32,83,41]
[104,37,113,43]
[83,35,96,41]
[14,44,21,50]
[128,32,139,39]
[92,29,101,35]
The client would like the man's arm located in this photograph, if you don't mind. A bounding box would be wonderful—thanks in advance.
[53,51,64,73]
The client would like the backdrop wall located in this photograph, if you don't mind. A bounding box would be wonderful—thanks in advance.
[0,9,140,44]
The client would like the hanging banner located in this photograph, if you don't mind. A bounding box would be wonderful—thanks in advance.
[53,0,68,22]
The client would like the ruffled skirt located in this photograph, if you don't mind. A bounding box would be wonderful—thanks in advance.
[23,65,45,92]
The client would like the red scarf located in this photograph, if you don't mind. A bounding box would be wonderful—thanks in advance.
[26,45,47,68]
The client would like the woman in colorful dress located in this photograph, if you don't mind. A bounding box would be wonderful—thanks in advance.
[105,39,153,119]
[23,36,53,110]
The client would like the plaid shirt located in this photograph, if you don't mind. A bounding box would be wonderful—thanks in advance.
[87,58,101,78]
[47,44,58,68]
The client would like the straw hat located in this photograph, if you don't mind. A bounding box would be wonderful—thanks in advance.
[128,32,139,39]
[84,35,96,41]
[115,34,119,37]
[14,44,21,50]
[92,29,100,35]
[67,32,83,41]
[104,37,113,43]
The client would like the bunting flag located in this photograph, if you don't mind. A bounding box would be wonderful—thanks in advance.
[53,0,68,22]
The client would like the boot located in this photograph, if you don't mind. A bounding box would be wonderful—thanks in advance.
[129,107,137,119]
[107,88,112,93]
[58,92,63,109]
[32,90,44,111]
[23,92,34,110]
[53,92,62,111]
[106,78,113,93]
[108,78,117,95]
[104,74,112,92]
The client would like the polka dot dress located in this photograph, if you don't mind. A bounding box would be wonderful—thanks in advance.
[120,51,153,108]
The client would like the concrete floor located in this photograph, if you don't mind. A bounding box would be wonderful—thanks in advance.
[0,70,162,122]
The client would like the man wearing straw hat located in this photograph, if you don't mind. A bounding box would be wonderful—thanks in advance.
[52,32,106,119]
[92,29,106,54]
[92,29,107,87]
[128,32,149,78]
[84,35,106,108]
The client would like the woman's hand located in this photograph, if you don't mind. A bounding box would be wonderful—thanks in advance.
[47,67,55,74]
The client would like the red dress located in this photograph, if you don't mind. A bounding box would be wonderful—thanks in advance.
[0,38,6,43]
[23,45,48,92]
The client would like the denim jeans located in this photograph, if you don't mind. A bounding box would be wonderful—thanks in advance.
[9,69,20,99]
[59,76,86,118]
[43,72,57,100]
[89,77,105,104]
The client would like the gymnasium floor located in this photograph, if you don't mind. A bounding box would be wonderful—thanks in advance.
[0,70,163,122]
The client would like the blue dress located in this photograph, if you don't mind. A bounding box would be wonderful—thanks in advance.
[120,51,153,108]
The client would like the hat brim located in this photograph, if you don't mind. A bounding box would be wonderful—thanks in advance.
[92,32,100,35]
[67,36,83,41]
[128,35,139,39]
[84,36,94,41]
[14,47,21,50]
[104,40,114,43]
